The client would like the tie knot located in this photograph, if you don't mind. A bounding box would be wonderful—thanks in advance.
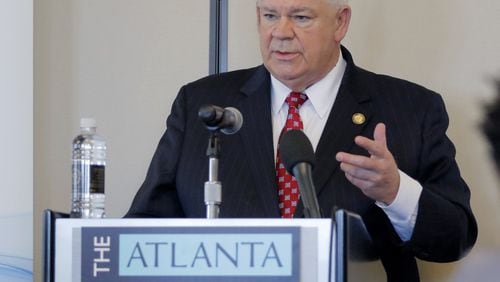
[286,92,308,109]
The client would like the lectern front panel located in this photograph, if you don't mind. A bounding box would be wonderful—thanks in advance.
[54,218,334,282]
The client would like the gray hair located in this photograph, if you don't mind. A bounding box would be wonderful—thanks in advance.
[257,0,349,6]
[328,0,349,5]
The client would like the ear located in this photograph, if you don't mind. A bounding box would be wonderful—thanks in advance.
[334,6,352,42]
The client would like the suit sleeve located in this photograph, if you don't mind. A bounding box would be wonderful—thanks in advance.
[408,93,477,262]
[124,86,188,218]
[362,92,477,281]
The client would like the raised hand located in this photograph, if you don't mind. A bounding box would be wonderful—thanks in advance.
[335,123,400,204]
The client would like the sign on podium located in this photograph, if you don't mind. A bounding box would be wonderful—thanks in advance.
[44,210,385,282]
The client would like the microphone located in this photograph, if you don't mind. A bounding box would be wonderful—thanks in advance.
[198,105,243,135]
[279,129,322,218]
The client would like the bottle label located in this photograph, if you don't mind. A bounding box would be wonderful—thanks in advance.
[90,165,105,193]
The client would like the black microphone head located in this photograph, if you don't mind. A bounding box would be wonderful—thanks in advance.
[220,107,243,135]
[198,104,224,126]
[279,129,315,175]
[198,105,243,135]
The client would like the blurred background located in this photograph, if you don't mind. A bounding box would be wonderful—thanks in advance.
[1,0,32,281]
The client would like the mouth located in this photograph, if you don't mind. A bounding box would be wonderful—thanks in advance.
[272,51,299,60]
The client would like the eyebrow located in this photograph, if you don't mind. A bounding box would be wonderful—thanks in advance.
[260,6,314,14]
[290,7,314,14]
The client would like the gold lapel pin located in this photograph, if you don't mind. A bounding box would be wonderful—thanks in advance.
[352,113,366,125]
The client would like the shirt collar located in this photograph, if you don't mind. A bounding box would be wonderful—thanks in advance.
[271,54,347,118]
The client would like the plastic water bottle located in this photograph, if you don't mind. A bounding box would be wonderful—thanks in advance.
[71,118,106,218]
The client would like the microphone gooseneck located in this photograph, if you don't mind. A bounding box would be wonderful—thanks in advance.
[279,129,322,218]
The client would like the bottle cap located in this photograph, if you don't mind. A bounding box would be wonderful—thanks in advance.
[80,117,97,128]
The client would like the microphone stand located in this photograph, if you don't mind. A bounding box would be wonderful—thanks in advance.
[204,131,222,219]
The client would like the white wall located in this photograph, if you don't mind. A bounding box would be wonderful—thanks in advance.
[0,0,33,281]
[35,0,500,281]
[34,0,209,280]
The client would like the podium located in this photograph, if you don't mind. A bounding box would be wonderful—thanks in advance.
[43,209,385,282]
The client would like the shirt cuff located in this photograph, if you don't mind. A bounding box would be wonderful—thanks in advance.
[375,170,422,241]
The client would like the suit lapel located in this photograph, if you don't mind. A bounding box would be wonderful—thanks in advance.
[313,79,372,193]
[294,47,373,218]
[237,66,281,217]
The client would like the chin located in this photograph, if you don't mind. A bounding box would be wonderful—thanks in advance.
[271,70,297,80]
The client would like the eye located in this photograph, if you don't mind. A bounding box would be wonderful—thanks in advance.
[293,15,311,23]
[263,13,279,21]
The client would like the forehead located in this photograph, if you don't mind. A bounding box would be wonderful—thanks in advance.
[257,0,331,11]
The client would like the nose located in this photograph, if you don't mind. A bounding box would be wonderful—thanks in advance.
[272,17,294,39]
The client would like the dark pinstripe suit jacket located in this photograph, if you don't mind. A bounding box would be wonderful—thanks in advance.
[126,47,477,281]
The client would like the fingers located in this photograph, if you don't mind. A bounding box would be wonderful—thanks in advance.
[335,123,400,203]
[344,172,373,191]
[353,123,387,158]
[339,160,379,182]
[336,152,377,171]
[373,123,387,147]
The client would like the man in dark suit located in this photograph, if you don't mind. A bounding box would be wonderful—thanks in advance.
[126,0,477,280]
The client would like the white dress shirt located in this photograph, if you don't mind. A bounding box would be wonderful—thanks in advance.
[270,54,422,241]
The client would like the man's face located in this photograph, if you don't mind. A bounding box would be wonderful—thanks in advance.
[257,0,350,91]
